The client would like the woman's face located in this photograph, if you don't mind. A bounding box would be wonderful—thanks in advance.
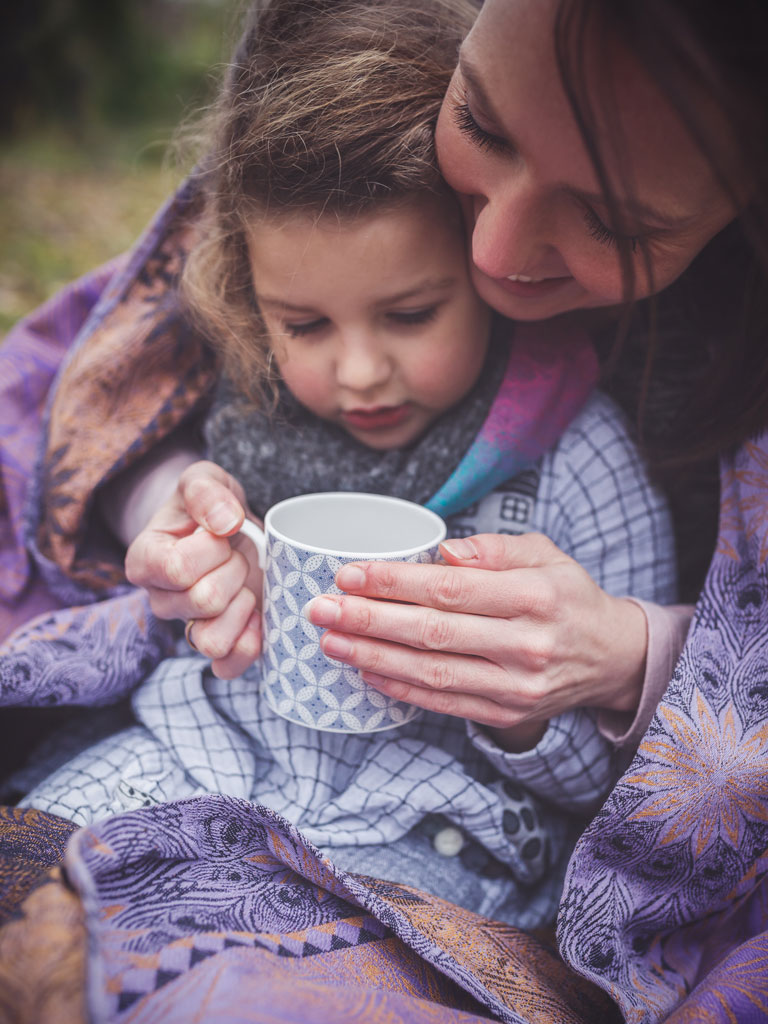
[435,0,738,322]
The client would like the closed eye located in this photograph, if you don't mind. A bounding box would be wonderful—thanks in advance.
[580,203,641,253]
[284,317,328,337]
[387,306,439,326]
[452,98,507,153]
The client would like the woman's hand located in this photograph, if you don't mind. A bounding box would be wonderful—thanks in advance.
[125,461,263,678]
[304,533,648,738]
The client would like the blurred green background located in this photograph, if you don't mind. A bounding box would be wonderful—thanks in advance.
[1,0,245,331]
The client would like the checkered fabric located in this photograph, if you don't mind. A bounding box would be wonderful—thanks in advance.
[24,391,677,928]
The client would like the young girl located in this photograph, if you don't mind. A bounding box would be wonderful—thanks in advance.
[22,0,676,928]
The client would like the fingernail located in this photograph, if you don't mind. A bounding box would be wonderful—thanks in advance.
[302,595,341,625]
[322,633,353,660]
[205,502,240,535]
[336,565,366,590]
[440,538,478,560]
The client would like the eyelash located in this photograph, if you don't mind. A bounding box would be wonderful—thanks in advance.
[389,306,439,326]
[453,95,643,254]
[284,318,327,337]
[581,205,641,253]
[452,99,506,153]
[283,306,439,337]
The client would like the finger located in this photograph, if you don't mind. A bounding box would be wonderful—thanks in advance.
[126,524,238,592]
[186,548,253,618]
[439,532,571,570]
[188,586,259,662]
[178,461,248,537]
[211,609,264,680]
[148,547,251,620]
[333,559,560,619]
[305,593,546,670]
[357,672,528,729]
[319,629,521,706]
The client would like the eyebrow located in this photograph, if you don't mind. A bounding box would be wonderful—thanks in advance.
[459,52,694,231]
[256,297,318,314]
[256,278,457,313]
[375,278,456,305]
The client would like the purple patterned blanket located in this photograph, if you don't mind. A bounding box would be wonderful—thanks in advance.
[558,437,768,1022]
[66,795,620,1024]
[2,179,768,1021]
[0,801,619,1024]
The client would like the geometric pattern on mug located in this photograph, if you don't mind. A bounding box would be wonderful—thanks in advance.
[262,540,438,732]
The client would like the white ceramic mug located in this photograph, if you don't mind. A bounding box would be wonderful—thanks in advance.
[239,492,446,732]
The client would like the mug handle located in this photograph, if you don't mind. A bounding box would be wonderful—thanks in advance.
[238,518,267,567]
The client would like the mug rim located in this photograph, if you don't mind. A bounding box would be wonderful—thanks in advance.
[264,491,446,558]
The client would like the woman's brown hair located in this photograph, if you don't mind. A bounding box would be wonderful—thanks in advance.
[554,0,768,467]
[182,0,478,405]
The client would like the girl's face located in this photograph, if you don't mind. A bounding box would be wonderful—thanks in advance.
[435,0,738,322]
[246,197,491,450]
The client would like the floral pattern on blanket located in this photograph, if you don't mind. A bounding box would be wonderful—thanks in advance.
[559,435,768,1023]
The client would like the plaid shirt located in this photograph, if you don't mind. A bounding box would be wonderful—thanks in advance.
[25,391,677,927]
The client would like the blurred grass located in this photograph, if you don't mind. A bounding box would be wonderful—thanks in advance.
[0,135,178,332]
[1,0,243,333]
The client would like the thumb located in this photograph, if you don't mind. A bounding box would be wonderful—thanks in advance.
[439,532,569,571]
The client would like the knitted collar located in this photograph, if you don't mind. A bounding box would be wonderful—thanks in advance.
[204,319,598,519]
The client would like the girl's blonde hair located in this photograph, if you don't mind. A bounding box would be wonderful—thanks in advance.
[182,0,478,405]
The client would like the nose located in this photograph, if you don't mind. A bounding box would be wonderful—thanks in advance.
[468,176,561,280]
[335,333,392,393]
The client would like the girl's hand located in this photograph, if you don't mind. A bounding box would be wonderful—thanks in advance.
[304,533,648,739]
[125,461,263,678]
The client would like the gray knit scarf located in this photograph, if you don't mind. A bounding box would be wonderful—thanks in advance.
[204,332,509,518]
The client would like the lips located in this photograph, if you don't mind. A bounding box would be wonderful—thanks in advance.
[341,404,411,430]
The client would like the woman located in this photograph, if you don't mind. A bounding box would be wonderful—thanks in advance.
[119,2,768,1020]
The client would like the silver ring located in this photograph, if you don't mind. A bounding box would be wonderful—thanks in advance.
[184,619,198,651]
